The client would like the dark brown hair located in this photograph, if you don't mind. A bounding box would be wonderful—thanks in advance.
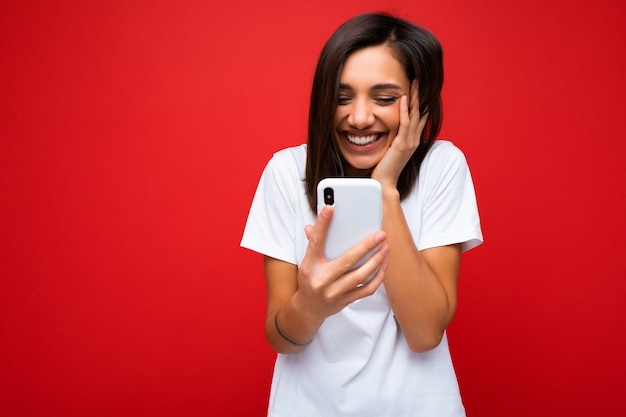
[305,12,444,212]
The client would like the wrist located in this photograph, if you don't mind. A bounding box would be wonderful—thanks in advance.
[381,185,400,201]
[275,308,313,347]
[289,290,325,328]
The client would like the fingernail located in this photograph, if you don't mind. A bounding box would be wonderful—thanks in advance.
[380,244,390,256]
[375,231,386,243]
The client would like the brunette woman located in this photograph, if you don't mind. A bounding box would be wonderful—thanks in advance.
[242,12,482,417]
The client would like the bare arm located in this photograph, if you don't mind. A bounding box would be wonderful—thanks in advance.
[372,81,462,352]
[264,257,318,354]
[380,187,461,352]
[263,206,389,354]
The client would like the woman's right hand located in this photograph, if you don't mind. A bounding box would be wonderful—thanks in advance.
[291,205,389,325]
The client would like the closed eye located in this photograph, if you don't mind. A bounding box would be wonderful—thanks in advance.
[338,96,352,105]
[374,96,399,105]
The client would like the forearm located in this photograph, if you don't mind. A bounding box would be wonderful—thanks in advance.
[265,293,324,354]
[262,213,389,354]
[381,187,458,352]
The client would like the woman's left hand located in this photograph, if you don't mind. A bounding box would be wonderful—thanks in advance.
[371,80,429,188]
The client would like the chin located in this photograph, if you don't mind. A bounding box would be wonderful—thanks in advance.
[343,159,380,176]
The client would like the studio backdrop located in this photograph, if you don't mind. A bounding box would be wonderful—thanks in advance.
[1,0,625,415]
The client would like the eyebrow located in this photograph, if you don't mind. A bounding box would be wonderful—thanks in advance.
[339,83,403,91]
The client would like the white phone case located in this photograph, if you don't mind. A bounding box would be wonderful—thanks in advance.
[317,178,383,275]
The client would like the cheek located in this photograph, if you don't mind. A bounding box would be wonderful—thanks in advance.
[383,107,401,133]
[334,108,348,127]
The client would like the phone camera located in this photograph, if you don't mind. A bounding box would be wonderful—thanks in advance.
[323,187,334,205]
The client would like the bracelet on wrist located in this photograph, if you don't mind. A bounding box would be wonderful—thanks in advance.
[274,308,313,347]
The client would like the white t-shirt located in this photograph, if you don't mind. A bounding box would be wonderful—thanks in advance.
[241,140,483,417]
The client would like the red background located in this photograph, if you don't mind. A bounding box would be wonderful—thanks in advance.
[1,0,625,415]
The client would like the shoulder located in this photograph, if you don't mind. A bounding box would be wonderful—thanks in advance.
[416,140,474,199]
[260,144,307,186]
[268,144,307,171]
[419,140,471,181]
[271,143,307,159]
[254,144,307,203]
[423,140,467,168]
[413,140,483,252]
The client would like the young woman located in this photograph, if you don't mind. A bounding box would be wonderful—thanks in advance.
[241,12,482,417]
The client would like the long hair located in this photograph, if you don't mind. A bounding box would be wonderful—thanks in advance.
[305,13,444,213]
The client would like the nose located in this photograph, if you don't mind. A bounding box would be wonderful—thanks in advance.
[347,99,375,128]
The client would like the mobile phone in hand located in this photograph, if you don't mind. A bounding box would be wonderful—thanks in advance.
[317,178,383,277]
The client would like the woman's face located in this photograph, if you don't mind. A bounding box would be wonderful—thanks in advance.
[334,44,411,176]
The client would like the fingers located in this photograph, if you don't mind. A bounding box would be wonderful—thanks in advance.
[398,81,422,143]
[399,94,411,129]
[417,111,429,137]
[330,230,388,277]
[331,244,389,301]
[300,223,389,313]
[390,95,410,151]
[410,79,419,119]
[409,80,431,144]
[349,243,389,286]
[316,240,388,304]
[408,80,421,131]
[355,262,387,295]
[304,205,334,259]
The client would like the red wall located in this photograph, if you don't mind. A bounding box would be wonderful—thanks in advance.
[1,0,625,415]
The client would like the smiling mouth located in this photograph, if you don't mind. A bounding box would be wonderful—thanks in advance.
[346,133,381,146]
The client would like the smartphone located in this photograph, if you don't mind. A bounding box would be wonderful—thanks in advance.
[317,178,383,278]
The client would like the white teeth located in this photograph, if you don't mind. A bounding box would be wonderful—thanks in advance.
[346,134,379,145]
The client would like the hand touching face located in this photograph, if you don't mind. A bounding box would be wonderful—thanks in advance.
[333,45,411,177]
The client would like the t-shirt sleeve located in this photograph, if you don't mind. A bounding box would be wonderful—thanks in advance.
[418,143,483,253]
[240,151,300,264]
